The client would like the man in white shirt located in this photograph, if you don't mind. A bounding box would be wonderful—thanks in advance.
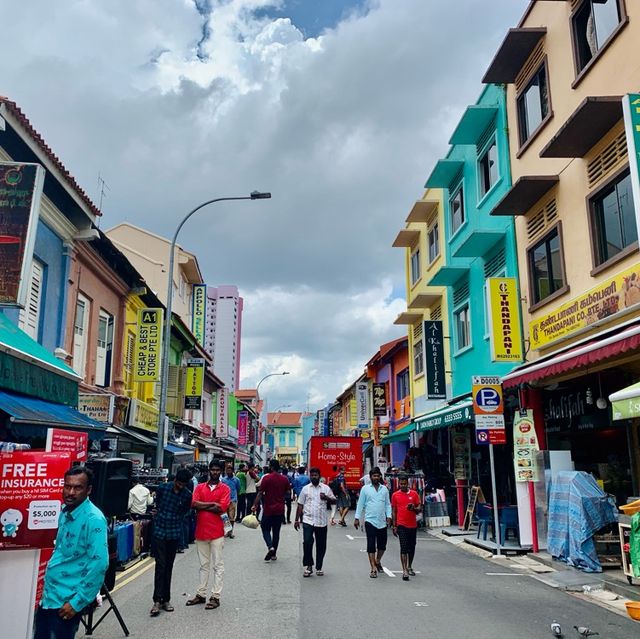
[294,467,336,577]
[128,478,153,516]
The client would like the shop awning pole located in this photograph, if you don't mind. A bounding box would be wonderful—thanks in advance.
[489,444,501,556]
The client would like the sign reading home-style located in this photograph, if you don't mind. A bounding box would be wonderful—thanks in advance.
[356,382,369,428]
[372,383,387,417]
[425,320,446,399]
[191,284,207,346]
[487,278,523,362]
[0,162,45,308]
[184,358,205,410]
[472,376,506,445]
[216,388,228,438]
[134,308,163,381]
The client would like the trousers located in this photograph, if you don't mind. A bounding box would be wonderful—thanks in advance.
[34,607,81,639]
[196,538,225,598]
[152,537,178,603]
[302,523,328,570]
[260,514,283,551]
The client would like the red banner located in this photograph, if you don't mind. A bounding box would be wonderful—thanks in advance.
[238,411,248,446]
[46,428,88,463]
[0,451,71,550]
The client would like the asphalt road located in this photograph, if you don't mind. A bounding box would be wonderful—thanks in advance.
[89,516,638,639]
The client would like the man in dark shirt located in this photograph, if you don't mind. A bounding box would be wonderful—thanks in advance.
[150,468,192,617]
[252,459,291,561]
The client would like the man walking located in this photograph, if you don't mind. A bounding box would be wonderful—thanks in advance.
[235,463,247,522]
[252,458,291,561]
[294,467,336,577]
[34,466,108,639]
[187,460,231,610]
[333,466,350,527]
[221,463,240,538]
[245,463,259,519]
[391,473,422,581]
[292,466,310,499]
[354,467,391,578]
[150,468,193,616]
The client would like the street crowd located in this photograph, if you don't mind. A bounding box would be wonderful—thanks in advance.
[34,459,423,638]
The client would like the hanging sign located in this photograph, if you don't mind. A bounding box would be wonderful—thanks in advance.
[513,410,540,482]
[45,429,88,464]
[133,308,163,381]
[238,410,248,446]
[184,358,205,410]
[191,284,207,346]
[216,388,228,438]
[425,320,446,399]
[623,94,640,240]
[372,383,387,417]
[472,375,506,444]
[356,382,369,428]
[487,278,523,362]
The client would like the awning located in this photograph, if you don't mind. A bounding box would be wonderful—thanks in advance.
[193,436,223,453]
[165,443,194,456]
[0,390,105,431]
[452,230,505,258]
[394,311,424,326]
[426,264,470,287]
[408,292,442,309]
[540,96,623,158]
[425,160,464,189]
[405,199,438,224]
[449,106,498,145]
[392,229,420,248]
[108,424,155,445]
[382,422,416,444]
[415,400,474,432]
[482,27,547,84]
[491,175,559,216]
[610,381,640,421]
[502,322,640,389]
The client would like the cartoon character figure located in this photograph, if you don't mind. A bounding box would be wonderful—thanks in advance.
[1,508,23,537]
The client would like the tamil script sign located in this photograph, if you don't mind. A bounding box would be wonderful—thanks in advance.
[425,320,446,399]
[184,358,205,410]
[134,308,163,381]
[78,393,114,423]
[191,284,207,346]
[487,278,523,362]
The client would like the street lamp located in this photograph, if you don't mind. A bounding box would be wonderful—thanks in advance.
[155,191,272,467]
[256,371,290,397]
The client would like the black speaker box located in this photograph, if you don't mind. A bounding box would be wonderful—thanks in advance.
[87,458,133,518]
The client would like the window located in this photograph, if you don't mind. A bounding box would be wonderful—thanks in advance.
[478,140,499,198]
[454,304,471,351]
[428,223,439,264]
[278,430,286,447]
[528,227,565,304]
[517,64,549,146]
[18,259,44,340]
[396,368,410,400]
[73,294,90,377]
[413,339,424,376]
[288,430,295,447]
[95,310,114,387]
[591,170,637,266]
[572,0,622,72]
[450,186,464,234]
[410,248,421,285]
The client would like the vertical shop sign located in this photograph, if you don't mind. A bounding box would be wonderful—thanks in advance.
[451,425,471,481]
[328,410,335,436]
[372,383,387,417]
[238,411,248,446]
[487,278,523,362]
[191,284,207,345]
[349,399,357,428]
[216,388,228,438]
[318,409,326,436]
[184,358,205,410]
[623,93,640,237]
[425,320,446,399]
[0,162,45,308]
[513,410,540,482]
[356,382,369,429]
[133,308,163,381]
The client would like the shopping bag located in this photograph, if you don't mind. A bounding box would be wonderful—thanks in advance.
[241,514,260,529]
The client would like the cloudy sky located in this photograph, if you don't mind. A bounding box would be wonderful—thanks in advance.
[0,0,528,411]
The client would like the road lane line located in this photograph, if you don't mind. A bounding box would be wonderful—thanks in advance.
[382,567,395,577]
[115,557,153,582]
[111,561,155,593]
[485,572,527,576]
[346,534,354,540]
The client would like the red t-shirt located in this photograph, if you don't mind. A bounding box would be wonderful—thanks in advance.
[391,489,421,528]
[259,472,291,516]
[192,481,231,540]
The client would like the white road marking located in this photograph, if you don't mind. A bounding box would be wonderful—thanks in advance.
[485,572,527,576]
[414,602,429,607]
[346,534,354,540]
[391,570,422,574]
[382,567,395,578]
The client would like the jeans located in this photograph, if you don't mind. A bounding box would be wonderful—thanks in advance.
[302,523,328,570]
[246,492,258,517]
[285,499,292,523]
[237,494,246,521]
[34,607,81,639]
[196,538,225,598]
[260,514,283,551]
[153,537,179,603]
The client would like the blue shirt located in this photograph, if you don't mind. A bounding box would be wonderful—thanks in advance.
[221,476,241,502]
[355,483,392,529]
[41,498,108,612]
[292,474,310,496]
[153,482,192,540]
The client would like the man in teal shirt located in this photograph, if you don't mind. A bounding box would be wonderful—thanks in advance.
[35,466,108,639]
[235,463,247,521]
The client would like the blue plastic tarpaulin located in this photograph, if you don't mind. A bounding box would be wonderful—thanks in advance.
[547,471,618,572]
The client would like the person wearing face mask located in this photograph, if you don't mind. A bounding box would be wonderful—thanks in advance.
[391,473,422,581]
[294,467,337,577]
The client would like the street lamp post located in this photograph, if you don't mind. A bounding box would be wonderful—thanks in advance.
[256,371,290,397]
[155,191,271,468]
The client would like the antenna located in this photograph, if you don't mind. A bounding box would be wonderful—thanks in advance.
[97,173,111,214]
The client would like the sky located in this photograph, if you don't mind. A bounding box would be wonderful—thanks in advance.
[0,0,529,412]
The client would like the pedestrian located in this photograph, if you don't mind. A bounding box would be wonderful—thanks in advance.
[294,467,336,577]
[292,465,310,499]
[281,467,293,524]
[221,463,240,538]
[354,467,391,579]
[128,477,153,517]
[391,473,422,581]
[245,463,259,519]
[186,459,231,610]
[252,458,291,561]
[235,463,247,522]
[150,467,193,617]
[34,466,108,639]
[332,465,350,527]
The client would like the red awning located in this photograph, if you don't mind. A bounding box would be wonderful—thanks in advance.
[502,322,640,389]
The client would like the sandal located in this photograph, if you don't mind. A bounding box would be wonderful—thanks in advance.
[316,570,324,576]
[150,603,161,617]
[185,595,206,606]
[408,568,416,576]
[402,573,410,581]
[376,562,383,572]
[205,597,220,610]
[370,570,377,578]
[303,567,313,577]
[161,602,174,612]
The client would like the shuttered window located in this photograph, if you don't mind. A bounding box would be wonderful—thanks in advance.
[95,310,114,387]
[73,293,90,377]
[18,259,44,340]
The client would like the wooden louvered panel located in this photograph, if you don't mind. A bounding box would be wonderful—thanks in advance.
[515,41,544,92]
[587,130,627,188]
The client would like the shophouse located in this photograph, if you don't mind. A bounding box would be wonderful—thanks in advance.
[484,0,640,512]
[269,411,303,467]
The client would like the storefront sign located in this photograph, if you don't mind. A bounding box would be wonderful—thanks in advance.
[349,399,357,427]
[451,425,471,481]
[318,409,326,436]
[45,428,88,464]
[0,162,45,308]
[191,284,207,346]
[513,410,539,482]
[378,419,389,443]
[0,451,71,550]
[623,94,640,239]
[184,358,205,410]
[216,388,228,438]
[472,376,505,445]
[127,398,159,433]
[372,383,387,417]
[529,262,640,350]
[328,410,336,436]
[416,401,473,432]
[487,278,523,362]
[356,382,368,428]
[133,308,163,381]
[238,411,248,446]
[78,393,114,423]
[425,320,446,399]
[201,421,212,437]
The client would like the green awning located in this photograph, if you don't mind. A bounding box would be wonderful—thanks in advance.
[415,400,474,432]
[425,160,464,189]
[610,381,640,420]
[381,422,416,444]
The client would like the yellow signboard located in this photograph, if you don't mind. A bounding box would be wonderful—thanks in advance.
[184,358,205,410]
[349,399,357,428]
[192,284,206,345]
[487,278,523,362]
[134,308,163,381]
[530,262,640,350]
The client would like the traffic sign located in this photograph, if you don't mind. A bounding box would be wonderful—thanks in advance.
[476,428,506,445]
[472,377,504,416]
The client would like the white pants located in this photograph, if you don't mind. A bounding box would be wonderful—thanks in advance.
[196,538,225,598]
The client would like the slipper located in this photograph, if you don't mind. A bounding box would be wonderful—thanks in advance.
[185,595,206,606]
[369,570,377,578]
[161,602,174,612]
[205,597,220,610]
[303,568,312,577]
[408,568,416,576]
[402,574,410,581]
[150,603,161,616]
[316,570,324,576]
[376,562,383,572]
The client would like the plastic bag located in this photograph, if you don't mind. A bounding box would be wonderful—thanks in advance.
[241,514,260,529]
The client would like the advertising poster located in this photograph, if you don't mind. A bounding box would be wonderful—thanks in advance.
[238,411,248,446]
[184,358,205,410]
[133,308,163,381]
[513,410,540,482]
[308,437,363,488]
[0,451,71,550]
[372,383,387,417]
[487,278,523,362]
[191,284,207,345]
[45,428,88,464]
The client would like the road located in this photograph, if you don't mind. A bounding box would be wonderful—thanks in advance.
[89,518,637,639]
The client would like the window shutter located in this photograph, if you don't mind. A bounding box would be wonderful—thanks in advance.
[18,260,43,340]
[166,365,185,417]
[95,313,108,387]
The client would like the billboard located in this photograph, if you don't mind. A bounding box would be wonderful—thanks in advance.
[372,383,387,417]
[355,382,368,428]
[238,411,248,446]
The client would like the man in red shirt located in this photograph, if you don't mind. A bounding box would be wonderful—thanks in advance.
[186,459,231,609]
[252,458,291,561]
[391,473,422,581]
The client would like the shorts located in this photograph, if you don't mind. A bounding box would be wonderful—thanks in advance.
[365,521,388,554]
[397,525,417,555]
[227,501,237,522]
[337,494,350,509]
